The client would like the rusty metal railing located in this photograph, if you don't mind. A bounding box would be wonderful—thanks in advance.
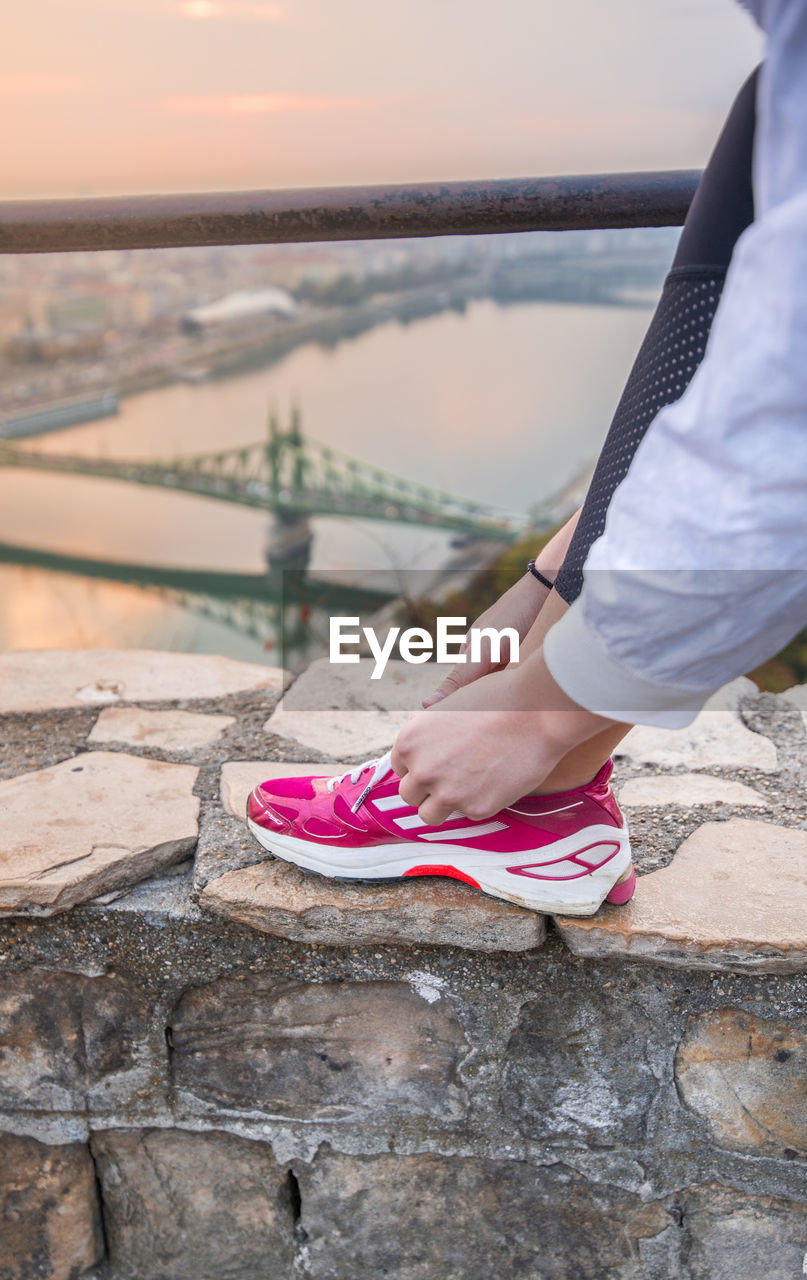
[0,171,699,255]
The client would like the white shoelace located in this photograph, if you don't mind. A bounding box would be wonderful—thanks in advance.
[327,752,392,813]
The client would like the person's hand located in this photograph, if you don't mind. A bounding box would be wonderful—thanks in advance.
[421,506,583,708]
[421,571,549,707]
[392,647,620,824]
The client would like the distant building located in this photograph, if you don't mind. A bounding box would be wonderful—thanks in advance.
[5,327,107,363]
[129,289,153,330]
[47,293,110,333]
[181,287,296,335]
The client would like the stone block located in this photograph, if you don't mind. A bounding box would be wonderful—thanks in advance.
[295,1150,677,1280]
[675,1009,807,1158]
[220,760,347,819]
[91,1128,295,1280]
[501,987,659,1144]
[282,655,439,712]
[0,1132,103,1280]
[264,657,438,757]
[200,856,546,951]
[89,707,235,752]
[615,678,778,773]
[0,647,284,713]
[263,709,407,759]
[781,681,807,730]
[618,774,769,810]
[0,969,151,1113]
[556,820,807,973]
[98,865,202,921]
[683,1183,807,1280]
[170,977,467,1121]
[0,751,199,915]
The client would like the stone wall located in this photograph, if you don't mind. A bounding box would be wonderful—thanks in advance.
[0,651,805,1280]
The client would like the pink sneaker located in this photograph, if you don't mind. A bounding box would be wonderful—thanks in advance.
[247,754,634,916]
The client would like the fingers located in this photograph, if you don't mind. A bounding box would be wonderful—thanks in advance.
[397,774,458,825]
[421,667,466,708]
[396,769,424,808]
[422,626,521,708]
[421,656,499,708]
[417,793,458,826]
[389,739,407,781]
[395,764,494,825]
[395,756,451,823]
[392,712,496,826]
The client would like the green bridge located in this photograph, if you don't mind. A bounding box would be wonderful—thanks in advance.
[0,411,526,542]
[0,539,395,610]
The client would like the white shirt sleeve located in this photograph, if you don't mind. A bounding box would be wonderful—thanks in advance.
[544,0,807,728]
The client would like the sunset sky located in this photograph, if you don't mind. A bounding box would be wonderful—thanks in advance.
[3,0,762,198]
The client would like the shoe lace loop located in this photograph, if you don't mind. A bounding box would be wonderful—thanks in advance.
[326,752,392,813]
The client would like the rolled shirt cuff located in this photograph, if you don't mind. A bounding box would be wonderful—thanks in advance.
[542,601,711,729]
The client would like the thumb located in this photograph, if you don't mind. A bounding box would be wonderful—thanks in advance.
[421,661,487,708]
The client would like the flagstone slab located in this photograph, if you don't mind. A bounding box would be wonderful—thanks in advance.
[781,682,807,730]
[221,760,349,819]
[0,648,284,714]
[0,751,199,915]
[615,679,778,773]
[263,709,414,758]
[89,707,235,753]
[265,657,438,758]
[618,774,769,810]
[200,858,547,952]
[555,820,807,973]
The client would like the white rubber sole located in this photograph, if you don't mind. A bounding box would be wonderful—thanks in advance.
[247,818,633,916]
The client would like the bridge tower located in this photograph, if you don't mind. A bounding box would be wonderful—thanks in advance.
[264,407,313,573]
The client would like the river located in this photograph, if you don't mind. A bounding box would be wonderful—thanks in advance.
[0,296,654,660]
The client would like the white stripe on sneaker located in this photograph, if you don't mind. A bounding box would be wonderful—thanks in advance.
[506,800,583,816]
[394,813,428,830]
[417,821,508,842]
[372,793,409,812]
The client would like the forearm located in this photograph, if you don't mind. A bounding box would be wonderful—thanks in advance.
[545,199,807,725]
[545,4,807,725]
[533,507,581,579]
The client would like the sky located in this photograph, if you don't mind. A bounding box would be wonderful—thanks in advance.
[2,0,762,198]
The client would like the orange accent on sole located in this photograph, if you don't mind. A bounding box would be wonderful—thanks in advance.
[402,864,482,889]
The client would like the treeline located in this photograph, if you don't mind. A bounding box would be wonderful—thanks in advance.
[293,260,471,307]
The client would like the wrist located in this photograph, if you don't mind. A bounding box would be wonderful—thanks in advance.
[526,559,555,591]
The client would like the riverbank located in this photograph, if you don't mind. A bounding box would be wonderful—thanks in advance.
[0,279,481,429]
[0,259,662,435]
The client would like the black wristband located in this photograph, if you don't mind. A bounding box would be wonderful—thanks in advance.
[527,560,555,591]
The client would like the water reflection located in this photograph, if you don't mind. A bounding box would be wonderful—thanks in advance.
[0,298,655,657]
